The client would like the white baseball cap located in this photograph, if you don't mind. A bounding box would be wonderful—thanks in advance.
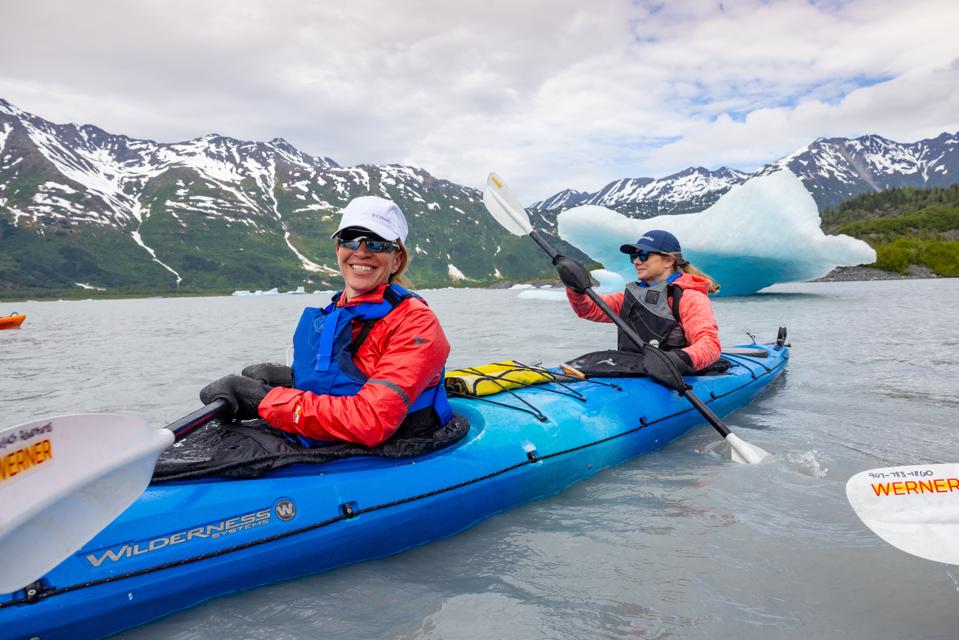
[331,196,408,244]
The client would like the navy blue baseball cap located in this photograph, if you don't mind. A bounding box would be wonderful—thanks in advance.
[619,229,682,255]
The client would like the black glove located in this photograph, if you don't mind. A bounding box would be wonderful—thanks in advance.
[241,362,294,387]
[642,348,693,391]
[200,374,273,420]
[552,255,592,293]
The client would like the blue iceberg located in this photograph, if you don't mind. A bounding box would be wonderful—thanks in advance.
[556,171,876,296]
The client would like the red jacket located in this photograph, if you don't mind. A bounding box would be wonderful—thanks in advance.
[565,273,721,370]
[258,284,450,447]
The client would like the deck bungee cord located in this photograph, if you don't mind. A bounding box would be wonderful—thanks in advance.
[445,351,776,422]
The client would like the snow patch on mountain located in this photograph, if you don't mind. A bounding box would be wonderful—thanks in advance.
[131,228,182,285]
[75,282,106,291]
[0,121,11,154]
[284,230,336,274]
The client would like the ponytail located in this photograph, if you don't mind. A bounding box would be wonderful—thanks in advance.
[669,252,720,294]
[679,263,720,294]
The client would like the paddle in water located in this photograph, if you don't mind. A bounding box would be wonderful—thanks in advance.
[847,463,959,565]
[0,400,227,593]
[482,171,771,465]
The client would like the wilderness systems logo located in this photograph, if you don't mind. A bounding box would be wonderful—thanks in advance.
[84,508,274,568]
[274,498,297,521]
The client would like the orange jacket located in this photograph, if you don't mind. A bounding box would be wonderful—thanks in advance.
[565,273,721,370]
[258,284,450,447]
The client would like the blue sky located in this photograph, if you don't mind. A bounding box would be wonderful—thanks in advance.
[2,0,958,199]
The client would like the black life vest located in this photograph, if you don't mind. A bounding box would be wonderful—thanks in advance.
[616,280,686,353]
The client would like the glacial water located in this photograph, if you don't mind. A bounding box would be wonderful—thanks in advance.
[2,279,958,639]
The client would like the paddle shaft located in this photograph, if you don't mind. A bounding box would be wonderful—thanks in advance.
[529,230,734,439]
[167,399,230,440]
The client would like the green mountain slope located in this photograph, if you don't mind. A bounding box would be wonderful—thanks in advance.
[821,185,959,276]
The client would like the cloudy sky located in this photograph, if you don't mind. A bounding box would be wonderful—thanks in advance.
[2,0,958,199]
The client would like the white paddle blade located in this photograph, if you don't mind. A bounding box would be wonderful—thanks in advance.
[846,464,959,565]
[0,414,174,593]
[726,433,771,464]
[484,172,533,236]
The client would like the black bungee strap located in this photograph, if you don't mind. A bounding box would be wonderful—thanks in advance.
[447,391,549,423]
[720,352,773,376]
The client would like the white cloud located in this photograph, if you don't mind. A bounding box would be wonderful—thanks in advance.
[1,0,957,201]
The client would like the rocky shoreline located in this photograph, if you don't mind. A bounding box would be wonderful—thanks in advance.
[812,264,940,282]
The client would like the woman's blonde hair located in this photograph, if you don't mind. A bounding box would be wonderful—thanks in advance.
[668,253,720,294]
[389,243,412,288]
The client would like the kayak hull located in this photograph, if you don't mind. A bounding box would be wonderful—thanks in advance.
[0,345,788,639]
[0,314,25,330]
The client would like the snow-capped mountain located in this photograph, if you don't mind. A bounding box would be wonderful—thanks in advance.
[529,188,593,212]
[532,167,750,223]
[763,133,959,209]
[1,98,572,293]
[2,96,958,295]
[532,133,959,221]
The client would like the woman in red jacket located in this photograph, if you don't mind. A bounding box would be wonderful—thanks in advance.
[556,229,721,377]
[200,196,453,448]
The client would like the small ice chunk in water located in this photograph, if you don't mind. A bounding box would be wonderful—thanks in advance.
[557,171,876,296]
[517,289,566,301]
[516,268,623,300]
[590,269,625,294]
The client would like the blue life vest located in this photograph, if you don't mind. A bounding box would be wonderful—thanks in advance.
[290,284,453,447]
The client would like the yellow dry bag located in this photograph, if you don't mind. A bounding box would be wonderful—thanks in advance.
[445,361,555,397]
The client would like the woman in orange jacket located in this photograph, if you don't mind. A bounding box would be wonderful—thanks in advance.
[200,197,453,448]
[555,229,721,377]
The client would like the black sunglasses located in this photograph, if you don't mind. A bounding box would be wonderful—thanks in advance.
[629,250,657,262]
[336,235,399,254]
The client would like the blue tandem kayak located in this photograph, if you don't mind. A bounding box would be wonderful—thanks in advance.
[0,343,788,639]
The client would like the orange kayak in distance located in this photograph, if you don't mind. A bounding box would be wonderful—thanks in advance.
[0,313,25,330]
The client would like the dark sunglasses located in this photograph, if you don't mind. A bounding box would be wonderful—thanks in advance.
[336,235,399,254]
[629,250,658,262]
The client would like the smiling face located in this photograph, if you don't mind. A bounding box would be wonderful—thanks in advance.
[632,251,677,284]
[336,233,402,299]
